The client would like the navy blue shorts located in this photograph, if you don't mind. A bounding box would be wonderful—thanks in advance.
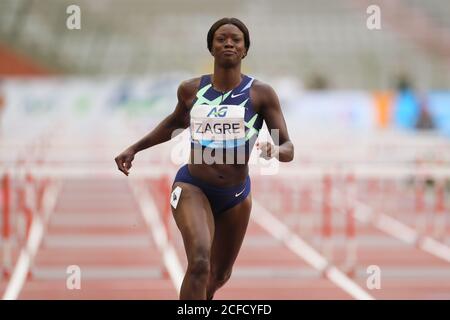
[172,164,251,215]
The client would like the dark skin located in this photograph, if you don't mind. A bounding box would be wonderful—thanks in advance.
[115,24,294,300]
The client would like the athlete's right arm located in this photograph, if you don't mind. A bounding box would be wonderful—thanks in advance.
[114,79,197,176]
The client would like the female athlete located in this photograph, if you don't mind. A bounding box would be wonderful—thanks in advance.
[115,17,294,300]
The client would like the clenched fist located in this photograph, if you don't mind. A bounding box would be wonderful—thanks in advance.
[114,148,136,176]
[256,141,279,160]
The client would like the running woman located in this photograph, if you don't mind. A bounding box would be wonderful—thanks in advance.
[115,17,294,300]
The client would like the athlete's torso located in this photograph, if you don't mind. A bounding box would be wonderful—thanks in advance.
[186,74,264,187]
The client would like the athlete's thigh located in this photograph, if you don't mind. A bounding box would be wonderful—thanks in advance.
[210,193,252,274]
[171,182,215,261]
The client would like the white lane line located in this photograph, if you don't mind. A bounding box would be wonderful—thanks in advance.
[32,266,162,279]
[251,200,374,300]
[3,181,61,300]
[373,213,418,244]
[129,180,184,295]
[49,213,140,227]
[355,200,450,263]
[43,234,152,248]
[420,237,450,263]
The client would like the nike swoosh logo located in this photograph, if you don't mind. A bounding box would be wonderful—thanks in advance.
[235,188,246,197]
[231,92,245,98]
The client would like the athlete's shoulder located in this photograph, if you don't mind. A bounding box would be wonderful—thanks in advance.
[250,79,279,112]
[178,77,201,96]
[177,77,202,104]
[251,79,276,96]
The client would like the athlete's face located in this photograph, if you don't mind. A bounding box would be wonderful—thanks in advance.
[211,24,246,66]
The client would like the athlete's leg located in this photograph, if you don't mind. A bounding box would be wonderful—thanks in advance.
[171,182,215,300]
[206,193,252,300]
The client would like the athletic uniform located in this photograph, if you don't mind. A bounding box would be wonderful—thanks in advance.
[172,74,263,215]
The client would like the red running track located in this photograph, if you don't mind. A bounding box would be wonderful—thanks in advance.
[1,177,449,299]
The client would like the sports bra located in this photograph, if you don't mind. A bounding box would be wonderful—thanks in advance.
[190,74,263,152]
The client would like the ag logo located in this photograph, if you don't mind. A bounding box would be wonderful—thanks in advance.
[207,106,228,118]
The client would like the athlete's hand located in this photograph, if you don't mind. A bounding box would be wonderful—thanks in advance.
[114,147,136,176]
[256,141,279,160]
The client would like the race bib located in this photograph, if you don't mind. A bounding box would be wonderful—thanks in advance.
[190,105,245,144]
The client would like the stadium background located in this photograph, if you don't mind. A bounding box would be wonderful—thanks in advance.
[0,0,449,299]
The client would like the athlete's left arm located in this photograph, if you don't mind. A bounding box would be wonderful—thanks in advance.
[255,82,294,162]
